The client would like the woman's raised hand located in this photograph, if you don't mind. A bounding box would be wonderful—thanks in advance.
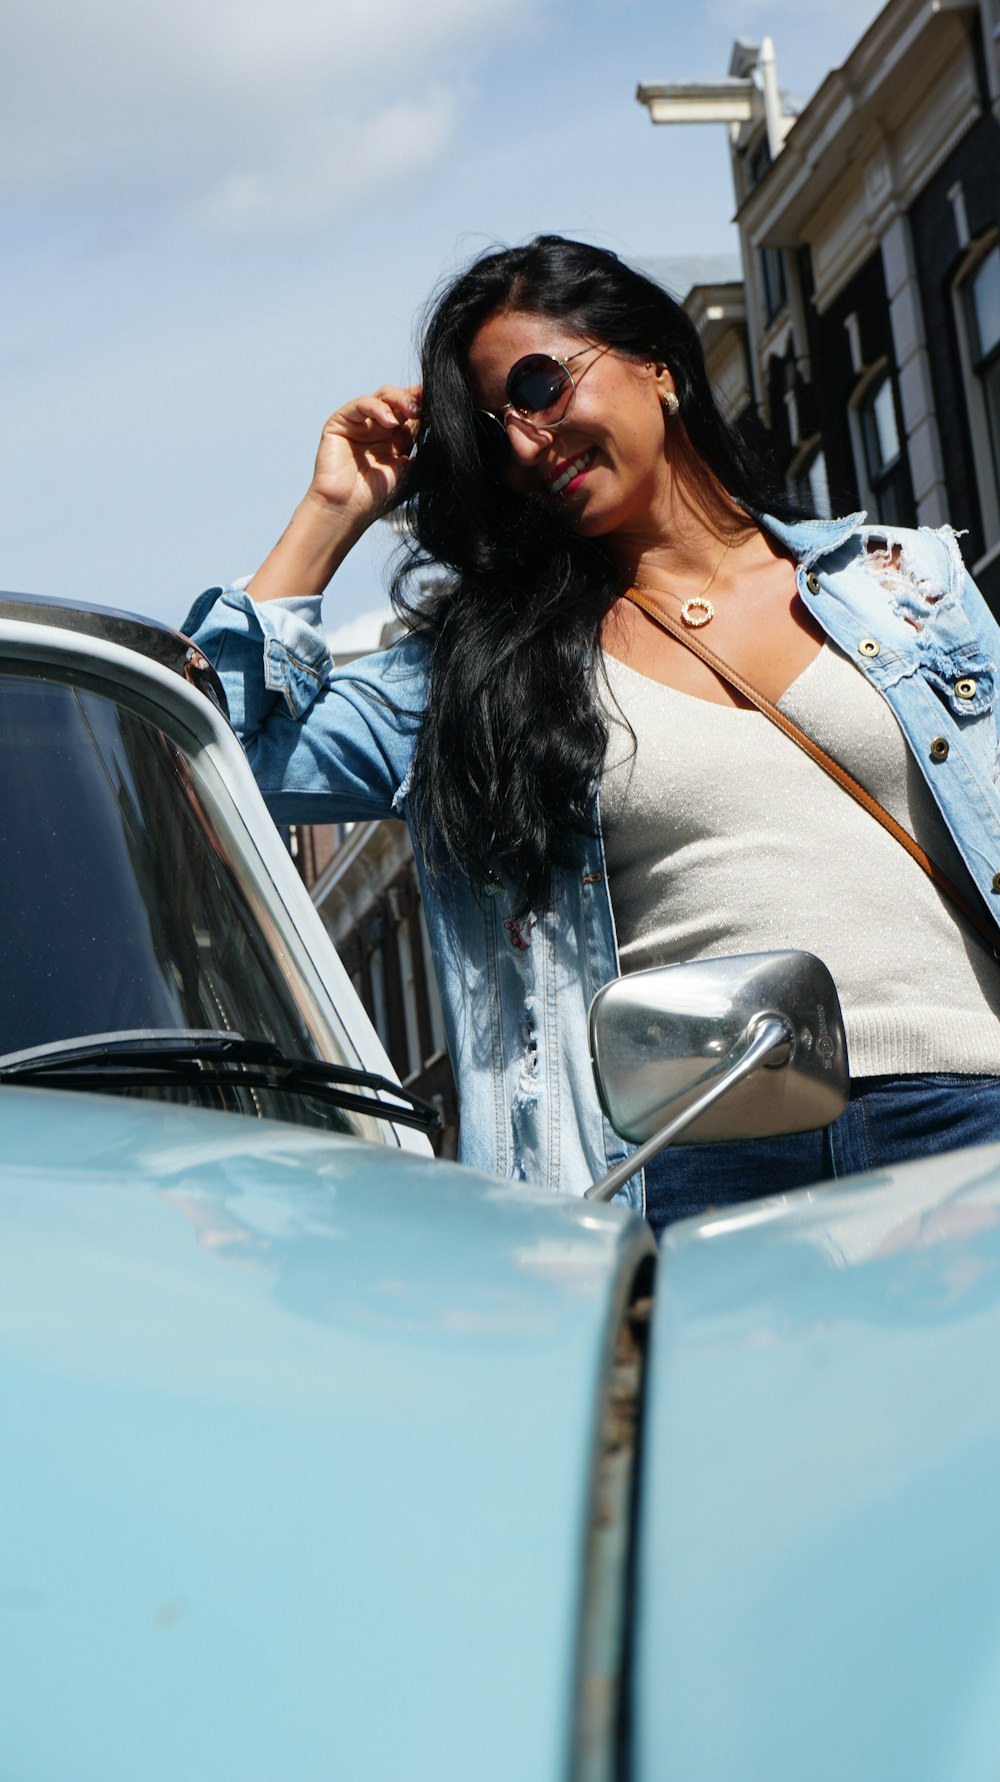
[246,383,422,604]
[308,383,422,527]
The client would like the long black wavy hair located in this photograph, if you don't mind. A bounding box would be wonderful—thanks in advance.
[390,235,797,916]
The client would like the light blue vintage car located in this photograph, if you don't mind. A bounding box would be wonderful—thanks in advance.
[2,591,999,1782]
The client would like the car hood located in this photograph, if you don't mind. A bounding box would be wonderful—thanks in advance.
[635,1141,1000,1782]
[0,1087,650,1782]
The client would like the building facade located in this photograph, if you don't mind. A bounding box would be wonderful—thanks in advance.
[642,0,1000,603]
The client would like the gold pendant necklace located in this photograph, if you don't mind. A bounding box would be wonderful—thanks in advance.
[631,528,737,627]
[679,596,714,628]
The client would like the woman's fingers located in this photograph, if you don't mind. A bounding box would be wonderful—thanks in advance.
[328,383,422,439]
[308,381,422,516]
[376,382,422,417]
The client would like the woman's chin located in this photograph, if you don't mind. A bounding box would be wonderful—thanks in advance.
[568,501,623,540]
[548,505,610,539]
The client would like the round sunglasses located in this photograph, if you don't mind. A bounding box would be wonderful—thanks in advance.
[474,343,611,473]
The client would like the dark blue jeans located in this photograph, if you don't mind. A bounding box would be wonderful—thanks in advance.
[643,1073,1000,1240]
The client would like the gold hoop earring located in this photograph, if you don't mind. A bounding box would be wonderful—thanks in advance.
[661,391,680,417]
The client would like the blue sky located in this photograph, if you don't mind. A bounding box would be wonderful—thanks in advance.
[1,0,883,640]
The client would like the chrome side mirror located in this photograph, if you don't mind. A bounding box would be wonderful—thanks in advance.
[585,951,848,1204]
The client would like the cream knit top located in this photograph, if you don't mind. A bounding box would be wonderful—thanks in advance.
[600,641,1000,1077]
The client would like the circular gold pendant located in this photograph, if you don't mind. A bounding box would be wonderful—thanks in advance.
[681,597,714,628]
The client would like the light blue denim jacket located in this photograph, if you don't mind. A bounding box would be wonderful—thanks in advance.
[184,513,1000,1211]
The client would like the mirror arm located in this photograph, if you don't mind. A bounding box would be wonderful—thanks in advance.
[585,1016,792,1205]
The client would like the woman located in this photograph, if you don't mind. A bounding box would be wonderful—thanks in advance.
[186,235,1000,1236]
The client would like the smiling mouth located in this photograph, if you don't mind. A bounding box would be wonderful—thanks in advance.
[546,448,597,496]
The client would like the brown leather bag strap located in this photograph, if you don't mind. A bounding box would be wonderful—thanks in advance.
[623,585,999,954]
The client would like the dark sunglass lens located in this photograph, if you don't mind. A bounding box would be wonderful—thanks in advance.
[473,410,511,476]
[507,354,573,422]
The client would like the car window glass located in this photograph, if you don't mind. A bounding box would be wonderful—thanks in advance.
[1,673,376,1138]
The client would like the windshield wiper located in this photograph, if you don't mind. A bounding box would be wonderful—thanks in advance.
[0,1029,442,1135]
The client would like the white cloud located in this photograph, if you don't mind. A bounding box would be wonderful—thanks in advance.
[190,89,459,234]
[1,0,538,226]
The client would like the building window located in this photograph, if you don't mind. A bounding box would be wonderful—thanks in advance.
[417,902,448,1058]
[749,139,772,188]
[396,914,422,1080]
[860,375,900,480]
[852,370,911,525]
[759,246,787,325]
[953,237,1000,554]
[789,443,832,519]
[964,247,1000,487]
[367,938,389,1049]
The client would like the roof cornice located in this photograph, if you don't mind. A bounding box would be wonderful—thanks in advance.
[737,0,979,243]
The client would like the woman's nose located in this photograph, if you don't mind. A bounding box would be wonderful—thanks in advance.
[505,418,554,463]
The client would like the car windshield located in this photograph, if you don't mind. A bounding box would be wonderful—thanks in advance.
[1,671,380,1138]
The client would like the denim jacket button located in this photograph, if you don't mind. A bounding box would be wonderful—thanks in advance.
[929,736,950,761]
[992,873,1000,894]
[859,638,880,659]
[805,571,821,595]
[955,677,977,700]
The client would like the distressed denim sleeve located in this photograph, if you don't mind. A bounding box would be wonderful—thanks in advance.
[181,585,423,827]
